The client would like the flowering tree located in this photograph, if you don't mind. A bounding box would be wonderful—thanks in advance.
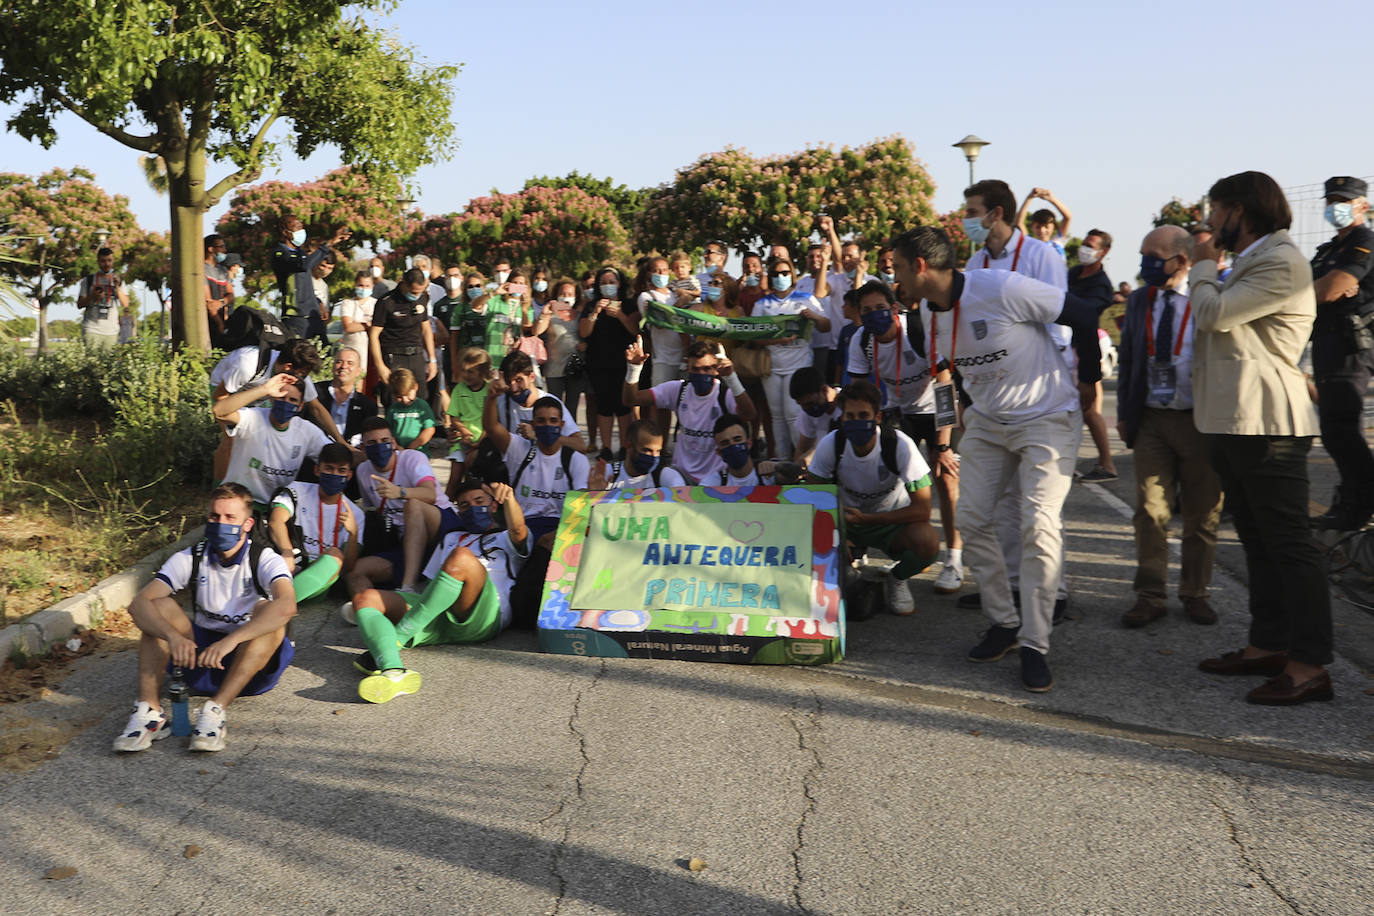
[215,167,407,297]
[1153,197,1205,229]
[397,186,632,279]
[523,172,646,238]
[635,136,938,257]
[937,209,971,268]
[0,168,149,351]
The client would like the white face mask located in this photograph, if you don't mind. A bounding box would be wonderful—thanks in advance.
[558,295,576,306]
[1077,246,1102,266]
[371,265,383,278]
[495,270,511,285]
[445,276,461,291]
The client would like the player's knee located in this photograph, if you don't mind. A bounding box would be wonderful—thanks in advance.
[322,547,344,561]
[353,587,384,610]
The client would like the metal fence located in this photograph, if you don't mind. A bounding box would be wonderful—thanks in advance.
[1284,176,1374,259]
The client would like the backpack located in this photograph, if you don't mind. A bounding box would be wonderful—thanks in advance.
[266,485,309,566]
[511,443,577,492]
[215,306,289,377]
[673,378,731,444]
[831,425,901,480]
[185,536,273,617]
[609,460,663,488]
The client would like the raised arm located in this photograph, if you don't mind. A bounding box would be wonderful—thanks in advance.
[483,375,513,452]
[213,373,294,426]
[621,338,658,409]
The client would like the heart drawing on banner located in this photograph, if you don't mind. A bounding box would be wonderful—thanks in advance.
[728,520,764,544]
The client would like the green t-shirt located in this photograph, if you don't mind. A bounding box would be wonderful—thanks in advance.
[446,381,488,443]
[387,399,437,451]
[482,295,524,363]
[453,301,490,352]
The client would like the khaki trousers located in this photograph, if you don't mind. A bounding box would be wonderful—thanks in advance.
[1131,407,1222,606]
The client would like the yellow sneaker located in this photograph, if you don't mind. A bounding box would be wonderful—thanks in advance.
[357,669,422,704]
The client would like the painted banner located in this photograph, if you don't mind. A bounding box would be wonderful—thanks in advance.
[640,300,813,341]
[571,501,813,614]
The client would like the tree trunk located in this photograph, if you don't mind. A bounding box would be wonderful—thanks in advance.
[36,299,48,354]
[167,149,210,353]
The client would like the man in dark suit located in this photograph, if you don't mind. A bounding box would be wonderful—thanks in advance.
[1116,225,1223,629]
[317,347,378,445]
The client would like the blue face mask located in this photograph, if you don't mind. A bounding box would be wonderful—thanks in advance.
[599,283,619,299]
[720,442,751,469]
[270,399,300,426]
[963,216,991,245]
[364,441,394,470]
[584,286,598,300]
[651,273,670,289]
[204,520,245,557]
[770,275,791,292]
[702,286,723,303]
[744,275,761,287]
[630,451,659,476]
[509,387,532,405]
[1139,255,1174,287]
[402,290,420,302]
[291,229,307,246]
[214,252,227,264]
[705,262,721,275]
[861,309,894,337]
[879,271,896,283]
[841,418,876,447]
[846,268,857,280]
[466,286,483,300]
[318,472,348,496]
[534,424,562,447]
[1325,202,1355,229]
[353,286,370,299]
[458,504,494,532]
[802,400,830,417]
[688,372,715,396]
[533,280,548,293]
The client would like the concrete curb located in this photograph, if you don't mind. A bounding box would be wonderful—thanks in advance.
[0,528,202,663]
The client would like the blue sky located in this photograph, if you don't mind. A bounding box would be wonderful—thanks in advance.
[4,0,1362,322]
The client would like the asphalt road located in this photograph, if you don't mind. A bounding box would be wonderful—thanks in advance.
[1,382,1371,915]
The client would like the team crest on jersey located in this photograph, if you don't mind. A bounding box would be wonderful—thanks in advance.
[413,303,425,315]
[972,320,988,340]
[290,445,301,460]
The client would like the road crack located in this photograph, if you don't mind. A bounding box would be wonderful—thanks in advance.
[1209,796,1302,914]
[787,691,823,915]
[546,659,605,916]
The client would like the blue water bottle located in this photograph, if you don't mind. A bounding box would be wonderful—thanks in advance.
[169,667,192,737]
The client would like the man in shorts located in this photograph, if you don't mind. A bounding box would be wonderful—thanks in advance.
[346,480,529,703]
[114,483,296,752]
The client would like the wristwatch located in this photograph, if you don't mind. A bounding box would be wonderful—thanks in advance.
[934,444,952,453]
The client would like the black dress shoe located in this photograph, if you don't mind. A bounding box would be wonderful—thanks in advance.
[956,589,1020,611]
[1246,671,1334,705]
[1198,649,1288,677]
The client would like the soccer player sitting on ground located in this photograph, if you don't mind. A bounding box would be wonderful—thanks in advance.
[622,339,756,484]
[265,443,365,601]
[806,381,941,615]
[346,480,530,704]
[712,413,777,485]
[213,373,332,513]
[587,419,688,490]
[384,367,437,455]
[483,393,591,546]
[114,483,296,753]
[345,417,458,596]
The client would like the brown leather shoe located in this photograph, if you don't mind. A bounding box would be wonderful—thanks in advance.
[1246,670,1334,705]
[1121,598,1166,628]
[1182,597,1217,625]
[1198,649,1288,676]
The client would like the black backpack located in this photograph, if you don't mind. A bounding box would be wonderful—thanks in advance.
[672,378,731,444]
[831,425,901,479]
[609,460,663,488]
[185,536,273,617]
[215,305,290,376]
[511,443,577,492]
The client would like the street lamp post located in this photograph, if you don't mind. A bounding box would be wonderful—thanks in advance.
[95,227,110,250]
[952,135,990,188]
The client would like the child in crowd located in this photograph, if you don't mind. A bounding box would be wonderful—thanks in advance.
[385,367,437,455]
[445,347,492,495]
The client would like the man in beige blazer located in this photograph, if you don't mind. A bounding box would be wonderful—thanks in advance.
[1188,170,1333,706]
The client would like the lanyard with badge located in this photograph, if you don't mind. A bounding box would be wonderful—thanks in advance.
[982,234,1025,272]
[1144,286,1190,404]
[318,491,345,550]
[929,300,961,430]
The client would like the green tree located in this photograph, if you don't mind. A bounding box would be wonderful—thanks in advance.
[523,172,646,239]
[1153,197,1205,228]
[0,168,147,351]
[0,0,459,352]
[635,136,938,257]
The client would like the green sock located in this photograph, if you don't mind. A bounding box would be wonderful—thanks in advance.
[292,554,341,601]
[395,572,466,639]
[355,605,404,672]
[891,549,938,581]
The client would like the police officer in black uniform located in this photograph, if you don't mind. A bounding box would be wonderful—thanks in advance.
[1310,176,1374,531]
[369,267,438,409]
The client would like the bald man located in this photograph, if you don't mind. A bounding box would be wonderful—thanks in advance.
[1115,225,1223,629]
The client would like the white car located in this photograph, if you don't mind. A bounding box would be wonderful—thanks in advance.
[1098,329,1118,380]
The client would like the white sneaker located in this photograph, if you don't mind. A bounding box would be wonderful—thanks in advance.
[112,701,170,752]
[339,601,357,626]
[189,702,228,752]
[887,577,916,615]
[933,562,964,594]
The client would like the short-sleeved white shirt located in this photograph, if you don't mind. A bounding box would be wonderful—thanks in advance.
[968,229,1071,357]
[793,392,841,442]
[606,461,687,490]
[752,291,821,373]
[154,542,291,633]
[224,408,331,504]
[923,270,1079,423]
[423,528,529,628]
[495,390,579,439]
[357,448,452,530]
[211,347,319,401]
[504,437,590,519]
[808,429,932,515]
[270,482,366,562]
[708,465,775,486]
[795,272,846,349]
[845,313,935,415]
[650,379,739,482]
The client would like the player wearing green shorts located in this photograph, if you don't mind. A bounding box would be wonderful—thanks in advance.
[345,480,530,703]
[806,380,941,615]
[265,443,364,601]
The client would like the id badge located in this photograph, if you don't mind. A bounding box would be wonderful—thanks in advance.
[933,381,959,430]
[1148,362,1176,403]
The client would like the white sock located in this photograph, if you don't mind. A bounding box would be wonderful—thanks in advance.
[946,548,962,569]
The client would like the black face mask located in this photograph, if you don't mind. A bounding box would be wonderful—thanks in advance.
[1216,211,1243,251]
